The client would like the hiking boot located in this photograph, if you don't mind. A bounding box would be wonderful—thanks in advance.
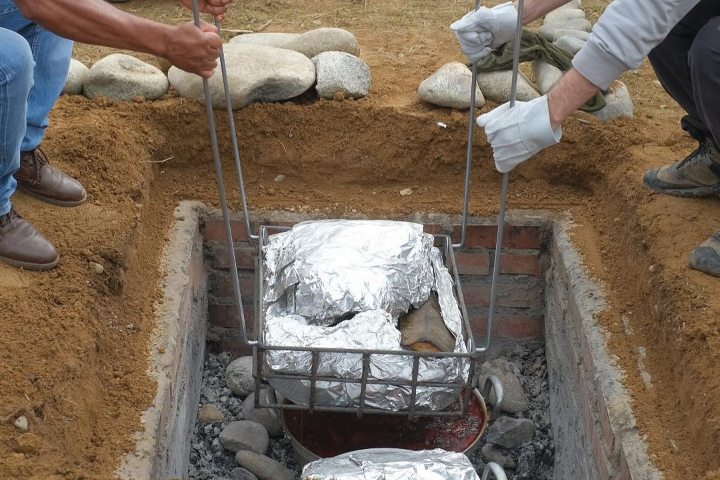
[0,209,58,270]
[15,148,87,207]
[689,231,720,277]
[643,138,720,197]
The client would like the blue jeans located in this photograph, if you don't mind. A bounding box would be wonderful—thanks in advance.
[0,1,72,216]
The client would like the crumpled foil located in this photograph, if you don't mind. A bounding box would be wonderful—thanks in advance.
[262,220,468,411]
[301,448,481,480]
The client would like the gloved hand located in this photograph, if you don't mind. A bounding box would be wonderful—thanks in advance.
[477,95,562,173]
[450,2,519,62]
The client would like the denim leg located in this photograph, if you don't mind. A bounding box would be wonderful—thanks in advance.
[0,27,33,216]
[0,2,73,151]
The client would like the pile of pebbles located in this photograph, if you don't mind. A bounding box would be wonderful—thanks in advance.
[419,0,633,121]
[468,340,554,480]
[63,27,370,107]
[190,342,553,480]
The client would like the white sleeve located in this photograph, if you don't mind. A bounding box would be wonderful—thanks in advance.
[572,0,701,89]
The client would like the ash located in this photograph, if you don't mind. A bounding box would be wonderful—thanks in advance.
[188,352,301,480]
[468,341,555,480]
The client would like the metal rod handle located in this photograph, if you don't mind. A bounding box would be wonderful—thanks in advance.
[453,0,482,249]
[484,0,525,352]
[482,463,508,480]
[191,1,255,346]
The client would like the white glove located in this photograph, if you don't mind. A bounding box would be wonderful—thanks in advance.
[477,95,562,173]
[450,2,519,62]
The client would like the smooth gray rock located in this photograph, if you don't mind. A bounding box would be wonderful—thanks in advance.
[225,356,255,397]
[481,443,516,469]
[544,8,585,25]
[235,451,295,480]
[476,70,539,103]
[312,51,371,99]
[486,416,536,449]
[229,32,301,48]
[198,404,224,424]
[537,26,591,42]
[554,35,587,55]
[478,358,529,413]
[231,467,260,480]
[84,53,168,101]
[13,416,29,432]
[219,421,269,454]
[168,44,315,109]
[533,59,563,94]
[63,59,89,95]
[241,390,282,437]
[591,80,633,121]
[418,62,485,110]
[283,28,359,58]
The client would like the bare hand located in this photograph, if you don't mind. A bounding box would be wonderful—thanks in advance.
[164,21,222,78]
[178,0,232,20]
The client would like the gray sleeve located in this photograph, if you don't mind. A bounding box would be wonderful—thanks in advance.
[572,0,701,89]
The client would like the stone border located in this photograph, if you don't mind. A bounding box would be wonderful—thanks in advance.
[546,216,661,480]
[117,201,209,479]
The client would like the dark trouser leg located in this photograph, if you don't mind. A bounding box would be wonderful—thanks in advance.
[648,0,720,144]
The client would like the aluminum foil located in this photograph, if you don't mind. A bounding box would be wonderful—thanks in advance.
[301,448,480,480]
[262,220,468,411]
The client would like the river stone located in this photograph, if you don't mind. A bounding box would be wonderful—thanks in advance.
[241,390,282,437]
[231,467,260,480]
[591,80,633,121]
[219,421,269,454]
[235,450,295,480]
[84,53,168,101]
[554,35,587,55]
[537,26,591,42]
[283,27,359,58]
[168,44,315,109]
[229,32,301,48]
[478,358,529,413]
[481,443,516,469]
[63,59,89,95]
[418,62,485,110]
[476,70,539,103]
[544,8,585,25]
[198,404,224,424]
[312,51,371,100]
[225,356,255,397]
[533,59,563,94]
[486,416,536,449]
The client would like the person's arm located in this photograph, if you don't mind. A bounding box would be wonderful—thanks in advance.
[547,69,599,128]
[14,0,223,77]
[516,0,576,25]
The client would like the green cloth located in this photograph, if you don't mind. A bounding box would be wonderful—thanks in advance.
[474,30,605,112]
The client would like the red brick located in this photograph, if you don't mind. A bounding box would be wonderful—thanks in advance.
[454,250,491,275]
[453,224,542,249]
[616,447,632,480]
[461,276,544,308]
[470,313,544,339]
[499,251,541,275]
[423,224,444,235]
[209,304,255,329]
[213,270,256,299]
[207,242,257,270]
[203,219,248,242]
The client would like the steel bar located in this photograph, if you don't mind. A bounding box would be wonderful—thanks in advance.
[453,0,483,249]
[213,18,258,242]
[485,0,525,351]
[191,1,255,346]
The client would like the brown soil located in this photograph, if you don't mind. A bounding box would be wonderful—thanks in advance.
[1,0,719,479]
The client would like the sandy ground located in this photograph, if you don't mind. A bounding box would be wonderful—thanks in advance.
[1,0,719,479]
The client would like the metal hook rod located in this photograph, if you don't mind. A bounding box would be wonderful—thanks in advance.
[191,1,256,346]
[214,17,258,242]
[485,0,524,351]
[453,0,482,249]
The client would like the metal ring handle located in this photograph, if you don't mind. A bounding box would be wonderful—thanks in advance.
[482,374,504,421]
[482,462,508,480]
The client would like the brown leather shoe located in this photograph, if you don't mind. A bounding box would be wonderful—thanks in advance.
[0,209,59,270]
[15,148,87,207]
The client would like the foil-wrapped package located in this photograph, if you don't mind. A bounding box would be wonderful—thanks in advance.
[301,448,481,480]
[261,220,468,411]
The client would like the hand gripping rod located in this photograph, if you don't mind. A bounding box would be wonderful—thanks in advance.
[191,1,256,347]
